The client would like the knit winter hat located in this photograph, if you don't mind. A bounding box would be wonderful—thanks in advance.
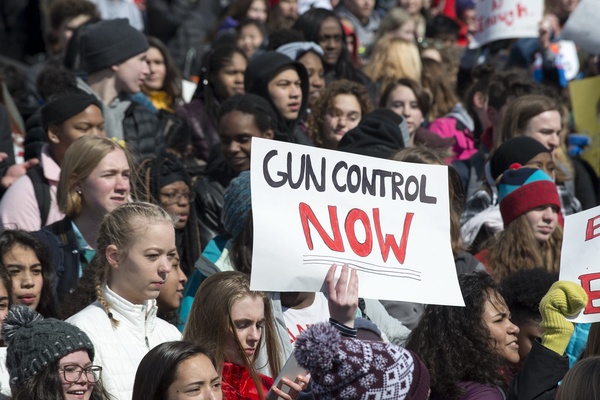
[490,136,550,181]
[41,89,103,133]
[222,170,252,239]
[276,42,324,61]
[3,305,95,388]
[80,19,148,73]
[294,322,430,400]
[498,167,560,226]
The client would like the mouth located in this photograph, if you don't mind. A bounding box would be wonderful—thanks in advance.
[111,196,126,203]
[17,294,36,306]
[66,389,90,399]
[229,157,247,167]
[152,281,166,288]
[245,348,256,356]
[233,87,244,94]
[507,341,519,350]
[538,226,553,234]
[177,214,188,222]
[289,103,300,112]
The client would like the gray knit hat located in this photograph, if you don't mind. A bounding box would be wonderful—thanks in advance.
[80,18,148,73]
[2,306,95,388]
[222,170,252,239]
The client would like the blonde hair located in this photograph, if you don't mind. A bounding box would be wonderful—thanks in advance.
[374,7,412,43]
[183,271,282,400]
[363,37,422,92]
[94,202,175,326]
[58,136,135,218]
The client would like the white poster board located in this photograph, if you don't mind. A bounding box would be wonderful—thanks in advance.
[562,0,600,55]
[559,205,600,323]
[250,138,464,306]
[470,0,543,49]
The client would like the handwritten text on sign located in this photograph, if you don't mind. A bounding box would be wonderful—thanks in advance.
[560,205,600,323]
[470,0,543,49]
[250,138,464,305]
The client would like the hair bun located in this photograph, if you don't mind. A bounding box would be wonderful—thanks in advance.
[294,322,341,372]
[2,305,43,344]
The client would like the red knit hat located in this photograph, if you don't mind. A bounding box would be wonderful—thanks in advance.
[498,167,561,226]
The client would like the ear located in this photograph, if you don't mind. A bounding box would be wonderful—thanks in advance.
[262,129,275,140]
[48,125,61,144]
[473,91,486,110]
[105,244,120,270]
[110,64,119,72]
[70,173,81,193]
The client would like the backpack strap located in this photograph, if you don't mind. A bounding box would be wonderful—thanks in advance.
[26,165,50,227]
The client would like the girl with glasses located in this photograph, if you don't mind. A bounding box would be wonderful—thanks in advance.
[3,305,111,400]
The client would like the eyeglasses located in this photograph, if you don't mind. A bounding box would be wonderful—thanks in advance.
[59,365,102,383]
[159,191,195,204]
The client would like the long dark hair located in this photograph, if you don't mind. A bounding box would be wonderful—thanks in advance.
[0,230,59,319]
[405,272,510,399]
[132,341,218,400]
[144,36,183,105]
[11,358,111,400]
[292,8,361,83]
[193,46,248,128]
[135,153,201,276]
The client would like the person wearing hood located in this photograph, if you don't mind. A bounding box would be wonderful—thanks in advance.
[244,51,313,145]
[337,108,407,159]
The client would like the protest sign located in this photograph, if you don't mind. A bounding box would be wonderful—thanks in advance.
[563,0,600,55]
[250,138,464,306]
[470,0,543,49]
[569,75,600,176]
[560,205,600,323]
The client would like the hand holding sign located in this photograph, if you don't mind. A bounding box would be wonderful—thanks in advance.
[326,264,359,329]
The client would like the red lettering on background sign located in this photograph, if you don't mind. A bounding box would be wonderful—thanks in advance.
[586,215,600,241]
[579,273,600,314]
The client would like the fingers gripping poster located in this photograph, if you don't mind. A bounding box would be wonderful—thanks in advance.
[250,138,464,306]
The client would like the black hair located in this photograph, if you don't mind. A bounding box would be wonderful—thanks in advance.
[135,153,201,277]
[218,93,278,134]
[11,358,111,400]
[406,272,510,399]
[267,28,306,50]
[0,230,60,319]
[36,65,78,102]
[192,45,248,128]
[499,268,557,326]
[132,341,218,400]
[292,8,361,83]
[425,14,460,38]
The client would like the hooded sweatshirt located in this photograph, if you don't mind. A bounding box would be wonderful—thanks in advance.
[337,108,406,159]
[244,51,312,145]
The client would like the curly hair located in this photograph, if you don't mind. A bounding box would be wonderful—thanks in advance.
[499,268,557,326]
[306,79,373,147]
[405,272,510,399]
[483,214,562,281]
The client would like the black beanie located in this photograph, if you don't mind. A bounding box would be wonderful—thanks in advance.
[41,89,103,132]
[337,108,406,159]
[81,19,148,73]
[490,136,550,180]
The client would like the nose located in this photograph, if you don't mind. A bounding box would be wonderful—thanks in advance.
[337,116,347,128]
[235,72,244,84]
[508,321,520,335]
[542,206,555,222]
[114,174,128,191]
[403,106,412,118]
[178,268,188,285]
[141,61,150,78]
[159,255,173,276]
[548,133,560,150]
[290,84,301,99]
[248,325,261,342]
[21,271,34,288]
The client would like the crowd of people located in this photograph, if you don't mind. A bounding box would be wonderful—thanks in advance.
[0,0,599,399]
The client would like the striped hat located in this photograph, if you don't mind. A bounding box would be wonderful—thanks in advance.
[498,167,560,226]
